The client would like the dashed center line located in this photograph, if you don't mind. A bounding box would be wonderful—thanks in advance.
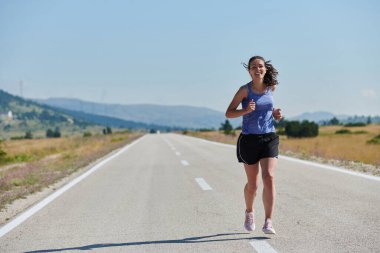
[181,160,189,166]
[250,240,279,253]
[175,151,181,156]
[195,178,212,190]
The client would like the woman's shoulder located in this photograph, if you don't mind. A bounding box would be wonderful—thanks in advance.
[237,83,250,97]
[239,82,251,92]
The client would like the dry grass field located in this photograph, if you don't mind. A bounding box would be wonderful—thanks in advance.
[279,125,380,165]
[186,124,380,172]
[0,131,143,210]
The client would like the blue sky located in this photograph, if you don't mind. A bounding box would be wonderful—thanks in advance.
[0,0,379,117]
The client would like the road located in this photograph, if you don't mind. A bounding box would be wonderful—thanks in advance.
[0,133,379,253]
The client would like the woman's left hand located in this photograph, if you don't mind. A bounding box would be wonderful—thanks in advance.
[273,108,282,120]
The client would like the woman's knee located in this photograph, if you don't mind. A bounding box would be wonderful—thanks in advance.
[262,173,275,187]
[246,182,258,193]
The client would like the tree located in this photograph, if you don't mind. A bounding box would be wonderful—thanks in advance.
[53,127,61,138]
[329,117,340,125]
[220,119,233,135]
[103,126,112,135]
[46,128,61,138]
[25,131,33,139]
[367,116,372,125]
[285,120,318,137]
[46,129,54,138]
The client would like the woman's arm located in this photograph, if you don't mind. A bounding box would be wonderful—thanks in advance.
[270,85,282,120]
[225,86,255,118]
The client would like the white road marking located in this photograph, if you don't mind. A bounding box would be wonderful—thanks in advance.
[182,134,380,182]
[162,138,175,150]
[250,241,279,253]
[279,155,380,182]
[175,151,181,156]
[0,135,146,239]
[181,160,189,166]
[195,178,212,190]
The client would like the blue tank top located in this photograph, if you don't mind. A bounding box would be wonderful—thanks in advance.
[241,82,275,134]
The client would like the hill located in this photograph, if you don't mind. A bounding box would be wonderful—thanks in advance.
[0,89,92,138]
[0,90,176,139]
[52,107,185,132]
[36,98,239,129]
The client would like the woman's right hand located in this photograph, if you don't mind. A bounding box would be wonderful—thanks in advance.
[245,99,255,114]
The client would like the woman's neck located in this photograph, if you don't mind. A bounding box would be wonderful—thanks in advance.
[251,80,266,92]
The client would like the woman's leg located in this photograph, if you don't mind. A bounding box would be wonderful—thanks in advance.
[259,158,277,220]
[243,163,260,212]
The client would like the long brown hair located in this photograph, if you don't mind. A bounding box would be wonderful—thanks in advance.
[243,56,279,88]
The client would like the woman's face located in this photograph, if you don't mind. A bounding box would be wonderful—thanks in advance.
[248,59,266,80]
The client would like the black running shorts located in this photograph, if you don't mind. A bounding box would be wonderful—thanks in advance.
[236,132,279,165]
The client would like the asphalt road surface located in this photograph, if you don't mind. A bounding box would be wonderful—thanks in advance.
[0,133,379,253]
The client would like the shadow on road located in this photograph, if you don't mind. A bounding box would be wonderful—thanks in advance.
[24,233,271,252]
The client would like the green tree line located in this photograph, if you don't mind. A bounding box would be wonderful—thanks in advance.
[220,119,319,138]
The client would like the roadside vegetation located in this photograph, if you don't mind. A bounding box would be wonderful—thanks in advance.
[0,130,143,210]
[185,121,380,175]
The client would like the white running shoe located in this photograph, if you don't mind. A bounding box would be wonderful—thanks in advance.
[244,210,255,232]
[262,219,276,234]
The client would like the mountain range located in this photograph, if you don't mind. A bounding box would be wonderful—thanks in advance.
[1,88,378,139]
[36,98,240,129]
[37,97,379,127]
[0,90,183,138]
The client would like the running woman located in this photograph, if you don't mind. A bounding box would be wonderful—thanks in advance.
[225,55,282,234]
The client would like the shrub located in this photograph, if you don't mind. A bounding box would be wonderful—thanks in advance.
[198,128,214,132]
[46,127,61,138]
[46,129,54,138]
[104,126,113,135]
[344,122,366,127]
[335,129,351,134]
[367,135,380,144]
[0,142,7,162]
[285,120,319,137]
[25,131,33,139]
[83,131,92,137]
[10,136,25,140]
[353,130,368,134]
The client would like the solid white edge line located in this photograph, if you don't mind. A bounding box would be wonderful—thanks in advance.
[178,134,380,182]
[278,155,380,181]
[0,135,146,238]
[195,178,212,191]
[250,241,279,253]
[181,160,189,166]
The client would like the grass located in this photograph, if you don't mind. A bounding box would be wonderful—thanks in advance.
[185,124,380,167]
[0,131,144,210]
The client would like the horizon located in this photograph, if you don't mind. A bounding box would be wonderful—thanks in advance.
[1,88,378,119]
[1,0,379,117]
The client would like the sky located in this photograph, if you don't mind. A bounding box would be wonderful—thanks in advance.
[0,0,379,117]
